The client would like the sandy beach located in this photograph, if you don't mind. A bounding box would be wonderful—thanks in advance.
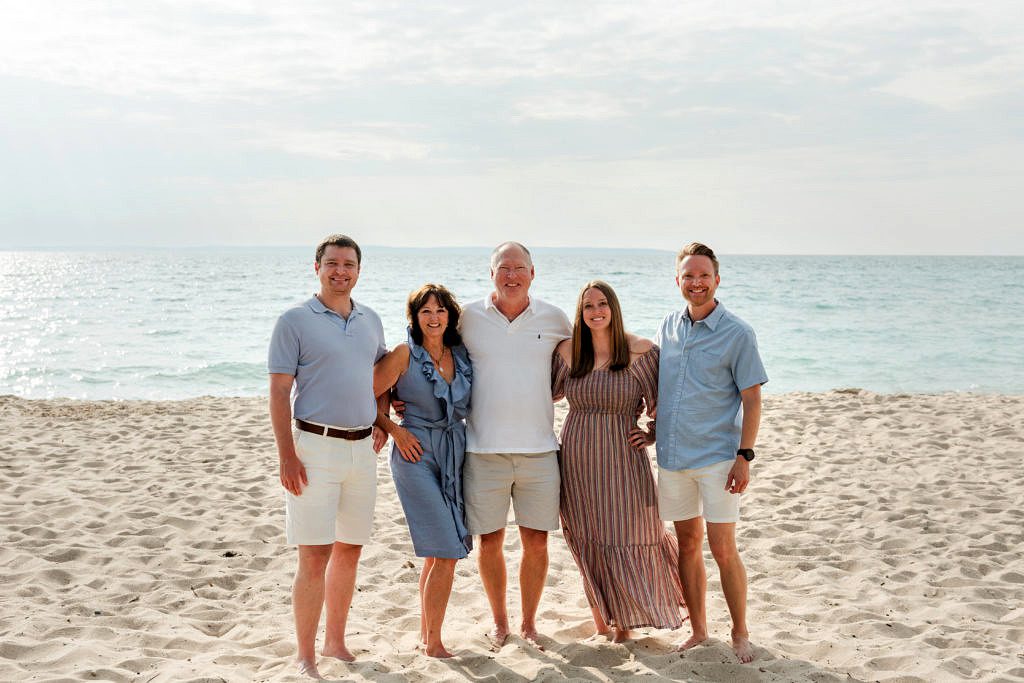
[1,391,1022,682]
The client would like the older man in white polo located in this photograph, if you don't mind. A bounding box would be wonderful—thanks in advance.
[460,241,572,647]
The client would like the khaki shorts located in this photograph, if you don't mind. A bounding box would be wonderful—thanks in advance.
[658,459,740,524]
[463,451,560,534]
[285,430,377,546]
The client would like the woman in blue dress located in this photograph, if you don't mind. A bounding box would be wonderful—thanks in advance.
[373,283,472,658]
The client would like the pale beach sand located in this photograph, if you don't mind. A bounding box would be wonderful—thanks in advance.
[1,392,1022,682]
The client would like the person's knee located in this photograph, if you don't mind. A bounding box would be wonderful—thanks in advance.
[479,528,505,551]
[519,528,549,554]
[433,557,457,574]
[674,522,704,555]
[298,544,333,573]
[708,537,740,566]
[332,541,363,565]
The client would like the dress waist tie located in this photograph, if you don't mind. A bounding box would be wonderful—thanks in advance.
[401,414,470,552]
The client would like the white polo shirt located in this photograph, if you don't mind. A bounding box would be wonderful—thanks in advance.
[460,295,572,454]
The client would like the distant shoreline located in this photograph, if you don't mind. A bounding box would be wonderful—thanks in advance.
[3,245,1023,257]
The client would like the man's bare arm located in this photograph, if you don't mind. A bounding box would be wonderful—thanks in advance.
[371,393,390,452]
[726,383,762,495]
[739,383,762,450]
[269,373,306,495]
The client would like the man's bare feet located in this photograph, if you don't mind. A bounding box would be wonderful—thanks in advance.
[424,643,455,658]
[321,643,355,662]
[612,628,631,643]
[521,627,545,650]
[296,658,321,679]
[675,633,708,651]
[485,626,509,650]
[732,634,755,663]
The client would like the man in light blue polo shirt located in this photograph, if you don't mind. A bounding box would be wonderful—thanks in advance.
[655,242,768,664]
[268,234,387,677]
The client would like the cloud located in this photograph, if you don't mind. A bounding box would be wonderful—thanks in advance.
[241,125,432,161]
[2,1,1022,253]
[1,1,1021,107]
[513,92,632,120]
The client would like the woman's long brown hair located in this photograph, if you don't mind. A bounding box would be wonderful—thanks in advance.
[570,280,629,378]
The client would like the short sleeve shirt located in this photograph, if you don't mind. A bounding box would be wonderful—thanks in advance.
[654,301,768,471]
[268,296,386,428]
[460,296,572,453]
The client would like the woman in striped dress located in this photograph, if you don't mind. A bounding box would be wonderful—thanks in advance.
[552,280,685,642]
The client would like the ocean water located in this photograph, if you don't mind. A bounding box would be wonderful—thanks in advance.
[1,248,1022,399]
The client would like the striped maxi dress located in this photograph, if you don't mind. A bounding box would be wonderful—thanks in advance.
[552,346,686,630]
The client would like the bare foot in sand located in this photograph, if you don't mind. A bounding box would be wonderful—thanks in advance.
[675,633,708,651]
[732,633,754,663]
[485,626,509,650]
[296,658,322,679]
[521,627,545,650]
[584,629,612,642]
[321,643,355,662]
[612,628,631,643]
[424,643,455,658]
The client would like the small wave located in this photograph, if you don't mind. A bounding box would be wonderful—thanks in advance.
[149,361,265,383]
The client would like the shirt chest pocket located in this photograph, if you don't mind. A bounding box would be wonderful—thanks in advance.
[694,349,730,386]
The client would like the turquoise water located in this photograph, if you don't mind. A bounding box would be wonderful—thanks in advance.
[1,248,1021,399]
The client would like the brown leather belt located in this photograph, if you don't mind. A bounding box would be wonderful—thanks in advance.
[295,419,372,441]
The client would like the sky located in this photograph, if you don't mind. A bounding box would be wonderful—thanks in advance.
[0,1,1022,254]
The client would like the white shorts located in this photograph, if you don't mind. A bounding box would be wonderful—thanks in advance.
[658,459,740,524]
[463,451,560,534]
[285,430,378,546]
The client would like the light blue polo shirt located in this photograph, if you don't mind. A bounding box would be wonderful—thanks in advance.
[654,301,768,471]
[268,296,386,428]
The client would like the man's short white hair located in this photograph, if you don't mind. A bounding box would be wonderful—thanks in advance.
[490,241,533,269]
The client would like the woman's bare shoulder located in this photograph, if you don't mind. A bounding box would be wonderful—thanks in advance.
[555,338,573,364]
[379,343,410,367]
[627,334,654,354]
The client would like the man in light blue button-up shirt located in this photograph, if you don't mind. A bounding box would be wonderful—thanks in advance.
[654,242,767,664]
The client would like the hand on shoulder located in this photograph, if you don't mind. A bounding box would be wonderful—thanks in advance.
[555,338,573,365]
[627,335,654,355]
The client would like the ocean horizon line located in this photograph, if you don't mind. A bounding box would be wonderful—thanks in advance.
[2,245,1023,257]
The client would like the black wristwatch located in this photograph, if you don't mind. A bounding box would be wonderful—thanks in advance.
[737,448,755,462]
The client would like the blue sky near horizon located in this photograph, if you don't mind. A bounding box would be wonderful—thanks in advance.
[1,2,1022,254]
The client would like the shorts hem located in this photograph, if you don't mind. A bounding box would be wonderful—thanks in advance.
[659,512,701,523]
[468,522,507,536]
[514,519,560,532]
[702,516,740,524]
[334,535,370,547]
[288,536,337,546]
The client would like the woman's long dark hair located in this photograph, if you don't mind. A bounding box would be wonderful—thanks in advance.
[570,280,629,378]
[407,283,463,347]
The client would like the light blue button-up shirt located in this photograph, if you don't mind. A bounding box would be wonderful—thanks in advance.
[268,296,386,428]
[654,301,768,471]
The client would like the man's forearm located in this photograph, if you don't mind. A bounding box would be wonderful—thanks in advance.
[739,386,762,450]
[373,393,399,435]
[269,390,297,460]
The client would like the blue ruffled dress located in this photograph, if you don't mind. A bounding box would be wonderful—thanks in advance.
[390,332,473,558]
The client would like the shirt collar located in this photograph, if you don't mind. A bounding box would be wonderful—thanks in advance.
[684,299,726,331]
[486,293,533,316]
[307,295,363,316]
